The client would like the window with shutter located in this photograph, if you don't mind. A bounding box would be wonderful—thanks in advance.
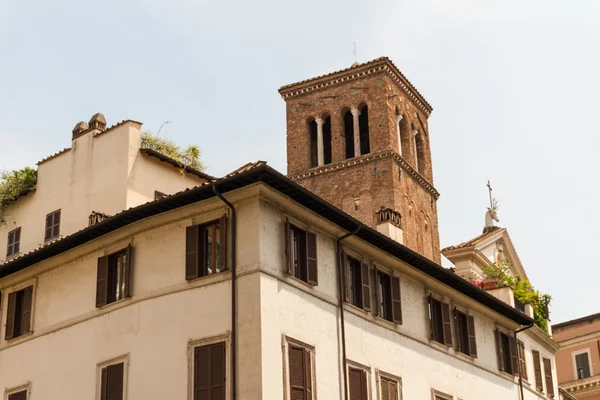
[44,209,61,242]
[532,350,543,391]
[288,344,313,400]
[380,376,400,400]
[375,270,399,323]
[575,352,591,379]
[517,340,528,380]
[543,357,554,398]
[5,285,33,340]
[348,367,368,400]
[100,362,124,400]
[428,296,445,344]
[495,330,518,375]
[346,256,363,308]
[194,342,226,400]
[6,227,21,258]
[284,221,318,286]
[96,246,132,307]
[186,217,229,281]
[8,390,27,400]
[454,309,470,356]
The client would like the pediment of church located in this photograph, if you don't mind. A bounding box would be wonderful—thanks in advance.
[442,226,528,281]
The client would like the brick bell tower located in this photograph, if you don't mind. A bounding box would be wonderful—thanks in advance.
[279,57,441,263]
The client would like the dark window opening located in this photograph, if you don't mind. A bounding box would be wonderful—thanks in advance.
[514,296,525,313]
[358,105,370,155]
[375,270,402,324]
[454,309,477,357]
[100,362,124,400]
[5,285,33,340]
[284,220,318,286]
[496,330,518,376]
[379,272,392,321]
[186,216,228,281]
[8,391,27,400]
[45,209,61,242]
[349,257,362,308]
[7,227,21,258]
[194,342,226,400]
[309,119,318,168]
[429,296,451,345]
[344,110,354,159]
[576,353,591,379]
[323,116,332,165]
[96,246,132,308]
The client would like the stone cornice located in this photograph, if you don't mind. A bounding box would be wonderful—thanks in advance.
[557,331,600,349]
[279,57,432,116]
[290,149,440,200]
[563,374,600,395]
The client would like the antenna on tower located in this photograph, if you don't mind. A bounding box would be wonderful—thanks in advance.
[352,42,359,67]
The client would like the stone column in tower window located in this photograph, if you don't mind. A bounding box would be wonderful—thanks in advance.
[351,107,361,157]
[396,115,403,156]
[315,117,325,166]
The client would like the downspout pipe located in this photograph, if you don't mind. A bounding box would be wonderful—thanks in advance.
[515,323,535,400]
[213,185,237,400]
[336,225,361,400]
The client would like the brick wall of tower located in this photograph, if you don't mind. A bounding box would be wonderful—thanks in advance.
[283,64,440,263]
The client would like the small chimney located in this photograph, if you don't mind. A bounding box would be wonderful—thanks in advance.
[375,207,403,244]
[89,112,107,131]
[72,121,89,140]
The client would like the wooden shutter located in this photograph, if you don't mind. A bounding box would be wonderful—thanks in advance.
[284,219,293,275]
[441,302,452,346]
[467,315,477,358]
[349,367,366,400]
[9,391,27,400]
[96,255,110,307]
[101,366,109,400]
[108,363,124,400]
[518,341,528,380]
[543,357,554,398]
[195,346,210,400]
[186,225,200,280]
[21,286,33,334]
[532,350,543,391]
[342,252,350,302]
[211,343,226,400]
[306,232,318,286]
[219,215,228,271]
[374,269,382,317]
[495,329,505,372]
[428,294,435,340]
[361,262,371,312]
[304,349,312,400]
[391,276,402,324]
[452,308,461,353]
[509,334,518,376]
[14,227,21,254]
[45,213,53,241]
[52,210,61,238]
[5,291,17,340]
[123,245,132,298]
[381,378,389,400]
[289,345,307,400]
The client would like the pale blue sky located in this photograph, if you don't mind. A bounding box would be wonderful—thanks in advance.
[1,0,598,323]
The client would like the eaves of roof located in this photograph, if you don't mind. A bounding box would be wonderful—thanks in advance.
[0,163,532,326]
[139,148,215,181]
[553,313,600,332]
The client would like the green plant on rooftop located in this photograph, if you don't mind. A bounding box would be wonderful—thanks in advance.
[480,260,552,333]
[0,167,38,225]
[141,131,204,172]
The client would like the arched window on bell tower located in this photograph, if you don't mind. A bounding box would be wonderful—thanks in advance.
[411,124,419,171]
[308,118,318,168]
[322,114,332,164]
[343,108,354,159]
[358,103,370,155]
[411,124,427,176]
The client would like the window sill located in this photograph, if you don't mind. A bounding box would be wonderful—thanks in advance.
[499,370,518,381]
[97,296,131,310]
[454,350,475,362]
[429,339,451,352]
[44,235,62,243]
[5,252,22,261]
[186,269,230,284]
[285,273,316,289]
[5,331,34,343]
[375,315,397,328]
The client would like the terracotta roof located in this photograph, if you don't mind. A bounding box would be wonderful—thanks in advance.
[37,148,71,165]
[0,162,533,326]
[441,226,504,252]
[553,313,600,332]
[278,57,433,115]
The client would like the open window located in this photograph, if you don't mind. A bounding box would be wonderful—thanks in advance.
[358,103,370,155]
[284,219,318,286]
[308,118,318,168]
[453,308,477,357]
[374,269,402,324]
[343,253,370,311]
[428,295,451,346]
[96,245,132,308]
[186,216,228,280]
[496,329,518,376]
[5,285,34,340]
[343,108,355,159]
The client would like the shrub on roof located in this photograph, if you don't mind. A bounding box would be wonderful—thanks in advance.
[0,167,37,225]
[141,131,204,172]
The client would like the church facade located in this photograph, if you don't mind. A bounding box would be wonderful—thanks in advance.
[0,58,560,400]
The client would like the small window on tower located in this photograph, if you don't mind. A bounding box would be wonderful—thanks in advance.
[343,109,354,159]
[358,103,370,155]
